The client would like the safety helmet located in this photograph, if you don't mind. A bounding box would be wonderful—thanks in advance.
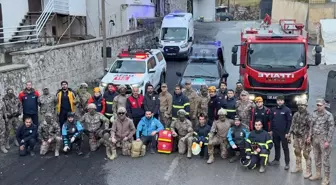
[177,109,187,116]
[93,87,100,93]
[80,83,88,88]
[218,108,227,115]
[208,86,216,92]
[87,103,97,109]
[297,99,308,106]
[191,142,201,155]
[254,96,263,102]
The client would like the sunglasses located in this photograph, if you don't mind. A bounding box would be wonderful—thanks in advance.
[118,112,126,115]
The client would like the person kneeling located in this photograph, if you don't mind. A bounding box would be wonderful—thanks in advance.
[192,114,211,159]
[39,113,62,157]
[16,117,38,156]
[241,120,273,173]
[227,115,249,163]
[109,107,136,160]
[136,110,164,155]
[62,113,84,155]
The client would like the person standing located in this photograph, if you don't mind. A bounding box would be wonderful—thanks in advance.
[18,81,40,126]
[56,81,76,128]
[269,96,292,170]
[183,80,199,128]
[39,87,57,122]
[126,87,145,135]
[308,99,334,185]
[87,87,106,115]
[159,83,172,127]
[103,83,118,121]
[144,84,160,119]
[250,97,271,132]
[171,84,190,121]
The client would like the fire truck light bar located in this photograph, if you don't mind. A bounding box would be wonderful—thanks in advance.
[255,34,299,40]
[196,41,221,46]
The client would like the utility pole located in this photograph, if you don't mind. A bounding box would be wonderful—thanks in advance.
[102,0,107,72]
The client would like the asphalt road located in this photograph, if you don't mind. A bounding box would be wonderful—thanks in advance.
[0,21,335,185]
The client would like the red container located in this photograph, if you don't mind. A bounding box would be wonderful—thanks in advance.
[157,141,173,154]
[158,130,173,143]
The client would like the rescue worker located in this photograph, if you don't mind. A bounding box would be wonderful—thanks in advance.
[18,81,40,126]
[308,99,335,185]
[103,83,118,121]
[269,96,292,170]
[208,86,224,126]
[56,81,76,128]
[250,97,271,132]
[136,110,164,154]
[217,82,227,99]
[227,115,249,163]
[197,85,210,120]
[62,113,84,155]
[235,81,243,99]
[16,117,38,156]
[76,83,91,116]
[172,84,190,120]
[224,89,237,120]
[192,114,211,159]
[80,103,110,152]
[170,109,194,158]
[159,83,172,127]
[236,90,254,129]
[183,80,199,127]
[126,87,145,134]
[144,84,160,119]
[112,85,128,118]
[0,98,8,153]
[3,88,21,148]
[39,87,57,122]
[289,99,312,178]
[243,120,273,173]
[88,87,106,115]
[207,108,232,164]
[109,107,136,160]
[38,113,61,157]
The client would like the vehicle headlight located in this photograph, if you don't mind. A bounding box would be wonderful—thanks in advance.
[249,94,255,101]
[100,82,107,87]
[180,43,188,48]
[159,44,163,48]
[131,81,144,88]
[294,94,308,102]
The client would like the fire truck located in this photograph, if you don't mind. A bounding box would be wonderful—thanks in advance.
[231,15,322,111]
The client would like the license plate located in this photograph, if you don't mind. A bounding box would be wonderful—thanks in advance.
[167,53,176,56]
[267,96,277,99]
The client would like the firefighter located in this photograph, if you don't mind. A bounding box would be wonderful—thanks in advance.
[207,86,224,126]
[227,115,249,163]
[103,83,118,122]
[183,80,198,128]
[242,120,273,173]
[192,113,211,159]
[224,89,237,120]
[172,84,190,121]
[250,97,271,132]
[236,90,255,129]
[87,87,106,115]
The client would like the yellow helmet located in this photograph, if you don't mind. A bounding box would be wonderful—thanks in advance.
[93,87,100,93]
[208,86,216,92]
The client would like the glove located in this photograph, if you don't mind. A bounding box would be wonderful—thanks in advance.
[123,136,128,141]
[246,155,251,159]
[63,146,70,152]
[70,137,75,143]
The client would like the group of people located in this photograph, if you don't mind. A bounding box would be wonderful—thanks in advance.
[0,79,334,185]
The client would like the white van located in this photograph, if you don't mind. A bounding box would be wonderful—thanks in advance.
[155,12,194,59]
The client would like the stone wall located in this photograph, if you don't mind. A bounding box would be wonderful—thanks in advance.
[0,18,162,96]
[165,0,187,13]
[0,43,42,64]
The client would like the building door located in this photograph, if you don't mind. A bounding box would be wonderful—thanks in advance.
[0,3,3,43]
[28,0,42,12]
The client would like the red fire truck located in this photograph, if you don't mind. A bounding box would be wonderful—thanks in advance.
[231,16,322,110]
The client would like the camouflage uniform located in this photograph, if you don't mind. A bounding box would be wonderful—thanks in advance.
[183,88,199,128]
[236,91,254,129]
[75,83,91,116]
[207,109,232,164]
[112,85,128,118]
[170,109,194,158]
[80,104,110,152]
[38,113,61,156]
[109,107,136,160]
[159,85,173,127]
[2,88,22,148]
[0,99,8,153]
[197,86,210,118]
[309,99,335,185]
[39,88,56,122]
[289,99,312,177]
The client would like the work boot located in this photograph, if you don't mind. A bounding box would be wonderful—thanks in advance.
[55,150,59,157]
[291,161,302,173]
[229,155,239,163]
[5,140,10,150]
[284,164,290,170]
[30,151,35,156]
[321,176,330,185]
[109,149,117,160]
[187,148,192,159]
[207,154,214,164]
[106,147,112,159]
[0,146,8,154]
[14,140,19,147]
[259,165,266,173]
[76,144,83,156]
[269,160,280,166]
[150,148,155,154]
[303,169,312,179]
[309,168,322,181]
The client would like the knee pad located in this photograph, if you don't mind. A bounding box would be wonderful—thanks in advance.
[303,151,310,159]
[103,133,110,140]
[294,149,301,156]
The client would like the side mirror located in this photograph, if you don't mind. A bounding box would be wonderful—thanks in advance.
[188,37,192,42]
[232,53,237,66]
[232,46,238,53]
[105,68,109,72]
[149,69,156,73]
[315,53,321,66]
[155,37,159,42]
[315,45,322,53]
[222,73,229,78]
[176,72,182,77]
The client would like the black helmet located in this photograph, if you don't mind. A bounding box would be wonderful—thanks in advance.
[234,115,241,121]
[67,112,75,118]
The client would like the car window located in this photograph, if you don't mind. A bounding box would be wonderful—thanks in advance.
[156,52,164,62]
[147,57,156,71]
[109,60,146,73]
[184,64,219,78]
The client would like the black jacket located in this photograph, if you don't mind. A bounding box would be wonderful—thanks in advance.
[270,105,292,135]
[144,93,160,115]
[245,129,273,155]
[208,95,224,121]
[194,124,211,138]
[103,91,118,115]
[16,124,37,143]
[172,93,190,119]
[224,96,237,119]
[250,106,271,131]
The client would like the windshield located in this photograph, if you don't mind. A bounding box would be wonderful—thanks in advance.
[184,63,219,78]
[161,27,187,41]
[109,60,146,73]
[248,43,305,68]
